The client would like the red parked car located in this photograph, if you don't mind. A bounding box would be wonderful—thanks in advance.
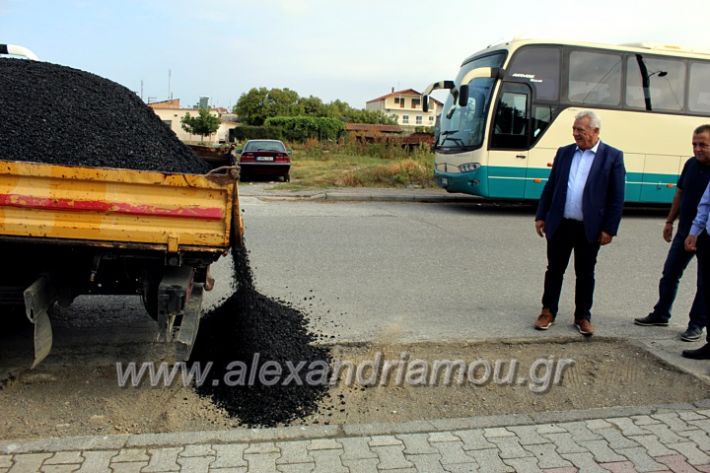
[237,139,291,182]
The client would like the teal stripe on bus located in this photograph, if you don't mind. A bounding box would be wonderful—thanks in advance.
[435,166,678,204]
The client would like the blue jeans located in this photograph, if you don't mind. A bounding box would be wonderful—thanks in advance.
[652,232,706,329]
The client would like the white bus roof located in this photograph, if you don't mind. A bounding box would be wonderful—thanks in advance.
[462,38,710,65]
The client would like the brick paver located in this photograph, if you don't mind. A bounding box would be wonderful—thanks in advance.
[144,447,183,472]
[8,453,51,473]
[110,462,149,473]
[6,406,710,473]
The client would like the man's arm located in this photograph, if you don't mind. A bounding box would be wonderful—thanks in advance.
[685,182,710,251]
[601,150,626,241]
[663,188,682,242]
[534,148,563,237]
[535,148,562,221]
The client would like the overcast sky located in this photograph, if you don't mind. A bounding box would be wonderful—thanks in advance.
[3,0,710,109]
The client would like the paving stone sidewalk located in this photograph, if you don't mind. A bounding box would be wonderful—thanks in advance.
[2,402,710,473]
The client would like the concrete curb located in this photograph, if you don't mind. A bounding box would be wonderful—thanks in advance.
[3,399,709,454]
[242,189,480,204]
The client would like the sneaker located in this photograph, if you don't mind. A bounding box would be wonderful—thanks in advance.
[534,309,554,330]
[634,314,669,326]
[575,319,594,336]
[680,326,704,342]
[682,343,710,360]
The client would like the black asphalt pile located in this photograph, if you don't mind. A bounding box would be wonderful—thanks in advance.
[0,58,209,173]
[190,241,331,427]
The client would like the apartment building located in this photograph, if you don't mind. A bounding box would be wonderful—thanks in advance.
[365,88,442,129]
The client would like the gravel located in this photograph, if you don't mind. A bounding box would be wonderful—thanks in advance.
[189,240,331,427]
[0,58,210,173]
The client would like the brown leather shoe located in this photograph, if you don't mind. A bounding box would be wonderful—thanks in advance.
[575,319,594,336]
[534,309,554,330]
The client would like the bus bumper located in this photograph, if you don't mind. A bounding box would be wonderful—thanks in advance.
[435,168,487,195]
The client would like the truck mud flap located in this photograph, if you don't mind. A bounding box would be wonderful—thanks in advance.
[156,266,204,360]
[23,276,53,368]
[175,284,203,360]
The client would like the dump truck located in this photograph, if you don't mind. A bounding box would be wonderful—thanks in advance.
[0,45,243,367]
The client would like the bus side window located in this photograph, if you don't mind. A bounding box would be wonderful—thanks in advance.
[568,50,622,106]
[491,86,529,149]
[626,56,686,111]
[532,105,552,139]
[689,62,710,113]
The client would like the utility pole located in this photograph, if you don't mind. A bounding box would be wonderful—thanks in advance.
[168,69,172,100]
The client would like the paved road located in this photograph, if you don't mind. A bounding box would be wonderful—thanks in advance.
[27,197,703,376]
[231,198,695,344]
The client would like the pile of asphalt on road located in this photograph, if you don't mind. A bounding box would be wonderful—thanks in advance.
[190,239,332,427]
[0,58,209,173]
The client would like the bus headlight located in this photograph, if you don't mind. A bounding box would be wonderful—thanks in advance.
[458,162,481,173]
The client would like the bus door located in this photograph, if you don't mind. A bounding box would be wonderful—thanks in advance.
[489,82,532,199]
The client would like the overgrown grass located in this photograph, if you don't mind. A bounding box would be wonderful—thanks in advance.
[273,139,435,189]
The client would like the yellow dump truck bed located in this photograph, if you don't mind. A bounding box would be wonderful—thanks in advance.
[0,161,240,253]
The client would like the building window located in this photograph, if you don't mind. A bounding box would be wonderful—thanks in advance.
[162,120,172,127]
[416,116,423,124]
[412,98,421,108]
[429,116,434,122]
[402,115,409,124]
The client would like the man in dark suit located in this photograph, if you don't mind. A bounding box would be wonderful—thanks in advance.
[533,111,626,336]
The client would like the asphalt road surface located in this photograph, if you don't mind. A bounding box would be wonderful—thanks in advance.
[230,197,688,344]
[7,197,695,369]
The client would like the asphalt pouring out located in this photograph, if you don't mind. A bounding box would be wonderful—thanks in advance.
[189,242,331,427]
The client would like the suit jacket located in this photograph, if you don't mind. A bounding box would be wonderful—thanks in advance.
[535,141,626,243]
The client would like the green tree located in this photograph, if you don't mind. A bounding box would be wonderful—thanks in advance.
[233,87,397,126]
[181,108,221,142]
[233,87,300,126]
[298,95,327,116]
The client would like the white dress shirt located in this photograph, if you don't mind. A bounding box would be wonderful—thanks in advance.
[563,140,600,221]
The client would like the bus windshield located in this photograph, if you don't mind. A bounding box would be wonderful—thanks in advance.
[436,52,506,151]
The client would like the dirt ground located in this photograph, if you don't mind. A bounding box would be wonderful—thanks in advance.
[1,339,707,441]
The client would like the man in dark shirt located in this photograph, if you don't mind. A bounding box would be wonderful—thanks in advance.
[634,124,710,341]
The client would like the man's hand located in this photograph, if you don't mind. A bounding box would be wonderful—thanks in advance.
[599,231,613,246]
[685,234,698,252]
[535,220,545,237]
[663,222,673,242]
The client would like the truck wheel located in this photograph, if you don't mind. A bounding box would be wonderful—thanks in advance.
[284,174,290,182]
[142,280,159,320]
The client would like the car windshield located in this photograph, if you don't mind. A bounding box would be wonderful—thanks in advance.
[244,141,286,153]
[436,52,506,151]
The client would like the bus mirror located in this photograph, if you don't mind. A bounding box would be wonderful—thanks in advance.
[459,85,469,106]
[423,96,429,113]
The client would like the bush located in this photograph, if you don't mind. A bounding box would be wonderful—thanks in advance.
[229,125,282,142]
[265,116,344,142]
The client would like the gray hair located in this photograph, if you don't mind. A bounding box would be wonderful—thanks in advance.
[575,110,601,129]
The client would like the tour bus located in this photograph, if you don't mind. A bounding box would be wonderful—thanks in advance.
[423,38,710,203]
